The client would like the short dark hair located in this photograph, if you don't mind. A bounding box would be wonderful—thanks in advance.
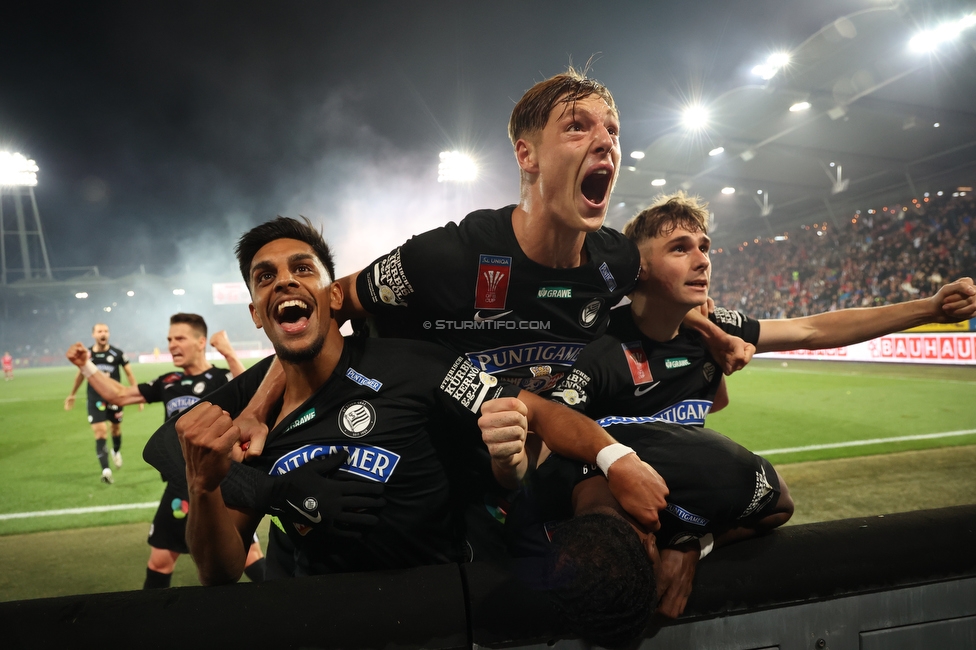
[546,513,656,649]
[508,66,617,146]
[234,216,336,289]
[623,191,710,245]
[169,313,208,339]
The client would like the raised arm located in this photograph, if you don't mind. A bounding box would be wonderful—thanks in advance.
[209,330,245,378]
[756,277,976,353]
[177,402,260,585]
[65,343,145,406]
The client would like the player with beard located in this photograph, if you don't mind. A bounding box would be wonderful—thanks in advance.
[64,323,138,484]
[143,217,668,582]
[66,315,266,589]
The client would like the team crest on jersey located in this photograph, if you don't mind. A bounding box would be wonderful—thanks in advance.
[621,341,654,385]
[338,400,376,438]
[192,382,206,395]
[579,298,603,328]
[105,355,114,364]
[475,254,512,309]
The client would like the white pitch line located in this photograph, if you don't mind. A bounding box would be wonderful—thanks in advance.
[0,502,157,521]
[757,428,976,456]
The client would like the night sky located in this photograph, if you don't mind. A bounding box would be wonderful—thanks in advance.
[0,0,964,279]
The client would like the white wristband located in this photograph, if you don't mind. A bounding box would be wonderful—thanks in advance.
[698,533,714,559]
[596,443,635,475]
[81,360,98,378]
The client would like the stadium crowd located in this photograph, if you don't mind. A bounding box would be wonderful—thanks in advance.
[710,194,976,319]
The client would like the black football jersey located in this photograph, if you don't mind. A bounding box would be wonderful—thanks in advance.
[148,337,517,573]
[356,205,641,393]
[548,304,760,424]
[87,345,129,402]
[138,367,234,421]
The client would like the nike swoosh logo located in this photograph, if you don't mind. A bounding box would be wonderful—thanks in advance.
[634,381,661,397]
[473,310,513,322]
[285,499,322,524]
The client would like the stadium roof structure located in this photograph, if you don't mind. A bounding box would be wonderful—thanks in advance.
[608,5,976,245]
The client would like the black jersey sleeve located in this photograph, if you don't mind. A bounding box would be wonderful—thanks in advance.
[709,306,761,345]
[142,357,272,493]
[545,336,615,415]
[138,380,163,404]
[356,224,466,315]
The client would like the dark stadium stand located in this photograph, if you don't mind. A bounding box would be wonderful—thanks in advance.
[3,504,974,649]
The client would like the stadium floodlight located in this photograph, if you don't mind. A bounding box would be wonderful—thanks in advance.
[751,52,791,80]
[437,151,477,183]
[651,178,666,187]
[721,187,736,195]
[126,290,135,297]
[681,105,709,130]
[75,292,88,299]
[934,122,940,128]
[103,307,112,312]
[173,289,185,296]
[0,152,39,187]
[909,13,976,53]
[789,101,811,112]
[708,146,724,156]
[630,151,645,160]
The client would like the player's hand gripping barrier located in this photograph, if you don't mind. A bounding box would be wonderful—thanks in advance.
[265,450,386,538]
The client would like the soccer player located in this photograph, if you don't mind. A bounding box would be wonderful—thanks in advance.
[64,324,138,483]
[521,191,975,615]
[548,192,976,423]
[2,351,13,381]
[143,217,670,582]
[66,314,264,589]
[325,69,748,557]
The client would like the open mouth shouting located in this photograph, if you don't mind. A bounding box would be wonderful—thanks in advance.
[274,298,314,335]
[580,166,613,208]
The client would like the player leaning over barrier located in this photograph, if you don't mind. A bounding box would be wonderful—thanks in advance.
[142,217,672,583]
[64,323,139,484]
[66,315,266,589]
[484,191,976,623]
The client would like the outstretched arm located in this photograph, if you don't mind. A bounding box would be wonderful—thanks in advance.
[65,343,145,406]
[756,277,976,353]
[210,330,245,378]
[122,363,145,411]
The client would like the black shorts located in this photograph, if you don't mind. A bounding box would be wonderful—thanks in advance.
[87,399,123,425]
[148,483,189,554]
[628,425,782,547]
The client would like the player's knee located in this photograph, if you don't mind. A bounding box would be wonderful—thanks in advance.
[147,548,179,573]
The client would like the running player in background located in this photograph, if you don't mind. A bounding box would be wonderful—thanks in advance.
[2,351,13,380]
[64,324,138,484]
[66,314,265,589]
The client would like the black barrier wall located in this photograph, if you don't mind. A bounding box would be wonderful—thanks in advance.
[3,505,975,649]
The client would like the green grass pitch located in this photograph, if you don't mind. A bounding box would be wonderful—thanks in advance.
[1,358,973,537]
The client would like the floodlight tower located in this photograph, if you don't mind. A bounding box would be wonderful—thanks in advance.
[0,152,52,285]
